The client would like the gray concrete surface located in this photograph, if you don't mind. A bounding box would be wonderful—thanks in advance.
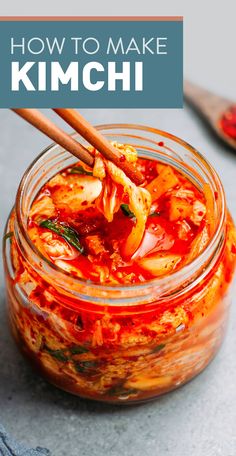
[0,106,236,456]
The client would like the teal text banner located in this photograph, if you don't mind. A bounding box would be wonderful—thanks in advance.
[0,18,183,108]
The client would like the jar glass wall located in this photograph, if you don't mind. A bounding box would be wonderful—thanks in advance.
[3,125,236,403]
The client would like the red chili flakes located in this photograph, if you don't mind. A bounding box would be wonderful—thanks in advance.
[28,217,34,228]
[119,154,126,162]
[123,193,129,204]
[214,192,218,200]
[220,105,236,140]
[158,141,164,147]
[231,244,236,254]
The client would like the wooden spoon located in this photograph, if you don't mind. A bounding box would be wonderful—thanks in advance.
[184,80,236,149]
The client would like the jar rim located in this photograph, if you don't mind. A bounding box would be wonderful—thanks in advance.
[14,123,226,302]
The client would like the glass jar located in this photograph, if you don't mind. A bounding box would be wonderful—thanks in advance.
[3,125,236,403]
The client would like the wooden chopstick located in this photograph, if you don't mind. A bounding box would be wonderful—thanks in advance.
[12,108,94,167]
[54,108,144,185]
[12,108,144,185]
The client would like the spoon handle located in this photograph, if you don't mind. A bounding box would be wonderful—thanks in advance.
[184,81,230,127]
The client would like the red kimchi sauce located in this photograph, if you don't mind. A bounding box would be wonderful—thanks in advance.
[220,105,236,141]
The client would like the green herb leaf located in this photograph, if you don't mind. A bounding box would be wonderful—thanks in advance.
[40,219,84,253]
[3,231,13,242]
[45,347,68,362]
[120,204,135,218]
[149,211,161,217]
[69,165,93,176]
[70,345,89,355]
[152,343,165,353]
[108,385,138,397]
[74,360,98,374]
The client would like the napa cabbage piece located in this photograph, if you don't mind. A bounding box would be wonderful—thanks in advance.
[110,141,137,163]
[138,253,181,276]
[52,175,102,213]
[186,226,209,264]
[93,152,151,257]
[29,195,56,221]
[146,165,179,201]
[203,183,215,236]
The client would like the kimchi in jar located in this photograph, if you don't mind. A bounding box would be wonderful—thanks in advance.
[3,125,236,403]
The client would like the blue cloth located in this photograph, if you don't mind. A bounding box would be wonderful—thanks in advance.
[0,425,50,456]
